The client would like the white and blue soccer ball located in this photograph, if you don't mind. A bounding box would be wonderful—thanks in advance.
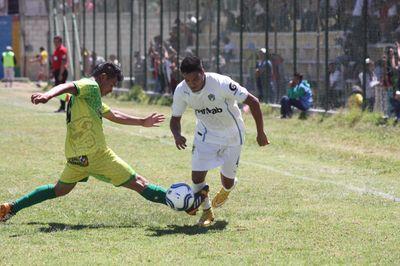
[166,183,195,211]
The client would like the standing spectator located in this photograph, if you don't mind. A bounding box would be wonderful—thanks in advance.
[375,49,394,117]
[271,53,287,102]
[359,58,379,111]
[328,62,345,108]
[51,36,69,112]
[29,47,48,87]
[389,41,400,90]
[255,48,273,103]
[1,46,16,88]
[280,73,313,119]
[222,36,235,64]
[390,90,400,123]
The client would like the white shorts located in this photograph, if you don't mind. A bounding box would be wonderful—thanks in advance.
[191,139,242,178]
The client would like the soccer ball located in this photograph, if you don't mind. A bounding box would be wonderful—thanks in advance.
[165,183,195,211]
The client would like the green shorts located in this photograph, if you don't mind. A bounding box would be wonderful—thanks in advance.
[60,148,136,186]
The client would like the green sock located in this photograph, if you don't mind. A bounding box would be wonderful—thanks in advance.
[12,184,57,213]
[140,184,167,205]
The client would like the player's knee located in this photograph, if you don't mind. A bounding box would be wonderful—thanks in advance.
[54,182,75,197]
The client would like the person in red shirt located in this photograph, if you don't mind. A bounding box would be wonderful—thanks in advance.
[52,36,69,112]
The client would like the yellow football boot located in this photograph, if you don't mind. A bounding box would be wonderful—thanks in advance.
[197,208,215,227]
[212,187,231,208]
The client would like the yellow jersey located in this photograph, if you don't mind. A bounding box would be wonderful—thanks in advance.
[65,78,110,158]
[40,50,48,65]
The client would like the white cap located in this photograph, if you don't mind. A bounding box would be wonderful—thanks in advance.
[6,46,12,51]
[365,58,373,64]
[259,48,267,54]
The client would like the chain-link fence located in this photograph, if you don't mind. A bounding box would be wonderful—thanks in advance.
[22,0,400,111]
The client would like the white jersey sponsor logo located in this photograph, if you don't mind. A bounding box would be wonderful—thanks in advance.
[172,72,249,146]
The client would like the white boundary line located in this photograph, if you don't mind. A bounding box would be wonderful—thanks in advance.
[4,96,399,203]
[242,161,400,202]
[106,124,400,203]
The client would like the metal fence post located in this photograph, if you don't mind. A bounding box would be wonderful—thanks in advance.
[104,0,107,61]
[72,0,76,79]
[160,0,163,57]
[293,0,297,74]
[265,0,270,101]
[117,0,121,67]
[195,0,199,57]
[362,0,368,111]
[216,0,220,73]
[239,0,243,85]
[265,0,269,52]
[82,0,86,74]
[130,0,134,88]
[92,0,96,69]
[62,0,66,38]
[143,0,147,89]
[324,0,329,111]
[316,0,321,106]
[177,0,180,66]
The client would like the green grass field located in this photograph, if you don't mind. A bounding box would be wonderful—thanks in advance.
[1,83,400,264]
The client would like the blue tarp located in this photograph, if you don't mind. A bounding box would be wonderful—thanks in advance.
[0,16,12,79]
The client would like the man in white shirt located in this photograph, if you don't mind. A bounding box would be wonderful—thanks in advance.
[170,56,270,227]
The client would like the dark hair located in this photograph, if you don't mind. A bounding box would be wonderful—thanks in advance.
[39,47,45,51]
[92,62,123,82]
[180,56,203,74]
[53,35,62,42]
[294,72,303,80]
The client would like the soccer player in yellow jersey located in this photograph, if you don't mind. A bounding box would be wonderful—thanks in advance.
[29,47,48,87]
[0,62,186,222]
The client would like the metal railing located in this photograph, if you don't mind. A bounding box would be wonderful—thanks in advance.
[38,0,399,113]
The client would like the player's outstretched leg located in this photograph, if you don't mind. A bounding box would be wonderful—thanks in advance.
[185,185,209,216]
[212,175,237,208]
[121,174,167,205]
[0,182,75,222]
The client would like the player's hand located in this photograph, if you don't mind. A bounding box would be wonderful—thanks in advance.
[256,132,270,146]
[31,93,51,104]
[142,113,165,127]
[174,134,187,150]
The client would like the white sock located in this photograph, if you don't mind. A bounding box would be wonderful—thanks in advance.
[203,197,211,210]
[191,181,207,193]
[191,181,211,210]
[222,177,238,192]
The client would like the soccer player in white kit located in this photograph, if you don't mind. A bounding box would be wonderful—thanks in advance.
[170,56,270,226]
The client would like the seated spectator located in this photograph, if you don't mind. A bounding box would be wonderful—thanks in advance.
[280,73,313,119]
[347,85,364,110]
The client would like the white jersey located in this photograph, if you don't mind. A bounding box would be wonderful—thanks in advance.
[172,72,249,146]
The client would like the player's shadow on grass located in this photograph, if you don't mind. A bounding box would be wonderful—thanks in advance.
[9,222,140,237]
[147,220,228,236]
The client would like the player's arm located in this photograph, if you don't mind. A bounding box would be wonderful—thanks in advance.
[103,109,165,127]
[31,82,77,104]
[170,116,187,150]
[243,93,270,146]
